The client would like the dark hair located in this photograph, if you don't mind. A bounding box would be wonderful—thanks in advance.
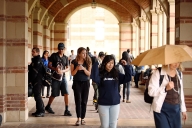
[127,49,130,53]
[86,47,90,52]
[42,50,49,59]
[122,51,131,64]
[71,50,74,53]
[99,55,118,81]
[98,51,105,58]
[76,47,92,68]
[32,47,40,53]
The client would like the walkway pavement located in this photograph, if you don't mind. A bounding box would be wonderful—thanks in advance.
[1,81,192,128]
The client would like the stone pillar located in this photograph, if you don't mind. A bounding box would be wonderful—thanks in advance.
[119,23,132,57]
[156,8,163,47]
[42,15,50,52]
[131,22,137,57]
[175,0,192,95]
[50,22,55,53]
[150,9,158,49]
[32,7,42,53]
[162,12,167,45]
[139,17,145,52]
[0,0,6,123]
[28,14,32,63]
[144,19,149,51]
[54,23,68,52]
[167,0,175,45]
[5,0,28,122]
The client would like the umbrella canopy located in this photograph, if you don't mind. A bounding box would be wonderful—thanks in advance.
[132,45,192,66]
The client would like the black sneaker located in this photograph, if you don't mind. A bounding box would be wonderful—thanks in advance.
[64,110,72,116]
[45,106,55,114]
[35,113,44,117]
[31,112,37,116]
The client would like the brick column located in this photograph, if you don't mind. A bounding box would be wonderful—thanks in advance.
[139,17,145,52]
[28,14,32,63]
[175,0,192,95]
[144,19,150,51]
[119,23,132,57]
[156,8,163,47]
[0,0,6,123]
[33,7,43,53]
[54,23,68,51]
[162,12,167,45]
[150,9,158,49]
[131,22,137,57]
[50,22,55,53]
[42,15,50,52]
[5,0,28,122]
[167,0,175,45]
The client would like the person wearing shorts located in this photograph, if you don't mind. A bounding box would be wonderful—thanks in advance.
[45,42,72,116]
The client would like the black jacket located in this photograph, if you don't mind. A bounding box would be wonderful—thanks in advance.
[28,55,44,85]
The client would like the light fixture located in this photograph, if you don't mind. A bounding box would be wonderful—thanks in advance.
[91,0,97,9]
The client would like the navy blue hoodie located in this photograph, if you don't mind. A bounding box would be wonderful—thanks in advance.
[91,61,132,105]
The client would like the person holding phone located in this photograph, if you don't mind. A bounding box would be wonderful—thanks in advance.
[70,47,92,126]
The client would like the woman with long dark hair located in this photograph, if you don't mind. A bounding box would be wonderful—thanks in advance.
[91,55,132,128]
[41,50,50,98]
[71,47,92,126]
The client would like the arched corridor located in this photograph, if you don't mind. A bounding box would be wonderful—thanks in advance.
[0,0,192,126]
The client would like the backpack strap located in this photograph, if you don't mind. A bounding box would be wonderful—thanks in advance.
[177,69,181,80]
[157,67,164,86]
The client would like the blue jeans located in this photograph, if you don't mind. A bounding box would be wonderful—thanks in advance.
[122,82,130,100]
[154,102,181,128]
[98,104,120,128]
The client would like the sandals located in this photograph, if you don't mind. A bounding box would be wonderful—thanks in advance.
[75,120,80,126]
[81,119,86,125]
[75,119,86,126]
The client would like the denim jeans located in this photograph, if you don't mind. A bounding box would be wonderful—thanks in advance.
[98,104,120,128]
[92,82,98,100]
[122,81,130,100]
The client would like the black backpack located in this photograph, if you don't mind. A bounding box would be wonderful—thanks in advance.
[144,68,164,104]
[41,61,52,86]
[0,114,2,126]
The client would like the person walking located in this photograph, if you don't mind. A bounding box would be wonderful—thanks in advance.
[41,50,50,98]
[148,63,187,128]
[45,42,72,116]
[68,50,76,81]
[28,47,45,117]
[91,55,132,128]
[70,47,92,126]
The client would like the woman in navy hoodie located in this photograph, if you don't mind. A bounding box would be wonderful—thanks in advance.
[91,55,132,128]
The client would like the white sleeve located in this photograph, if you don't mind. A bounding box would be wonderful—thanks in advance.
[148,69,167,97]
[119,65,125,75]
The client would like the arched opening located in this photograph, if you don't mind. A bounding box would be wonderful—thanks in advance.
[66,7,119,59]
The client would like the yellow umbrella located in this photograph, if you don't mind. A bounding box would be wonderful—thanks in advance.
[132,45,192,66]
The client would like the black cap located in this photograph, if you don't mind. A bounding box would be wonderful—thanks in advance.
[58,43,65,49]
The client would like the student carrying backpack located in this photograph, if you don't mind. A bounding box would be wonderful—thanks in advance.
[144,67,181,104]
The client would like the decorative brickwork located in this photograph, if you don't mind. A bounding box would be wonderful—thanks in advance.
[6,94,28,111]
[0,95,6,113]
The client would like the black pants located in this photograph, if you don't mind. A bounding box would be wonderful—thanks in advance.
[72,80,90,119]
[134,72,141,87]
[33,82,45,113]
